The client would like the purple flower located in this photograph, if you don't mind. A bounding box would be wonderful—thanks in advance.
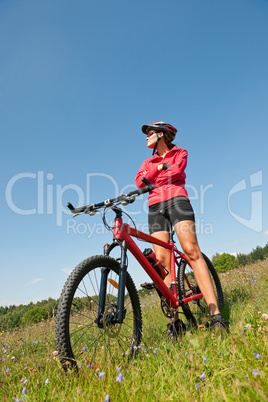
[200,373,205,380]
[104,395,110,402]
[98,372,105,379]
[81,347,86,353]
[45,378,49,384]
[6,368,11,373]
[203,357,207,363]
[153,348,158,355]
[254,352,260,360]
[116,372,123,383]
[22,387,27,395]
[23,379,28,385]
[196,383,200,391]
[252,369,259,377]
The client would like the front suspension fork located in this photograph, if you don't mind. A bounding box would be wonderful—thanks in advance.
[97,240,127,325]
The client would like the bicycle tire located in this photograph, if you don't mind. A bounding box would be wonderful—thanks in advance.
[178,253,224,327]
[55,255,142,371]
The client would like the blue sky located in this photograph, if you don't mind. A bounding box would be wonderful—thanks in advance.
[1,0,268,307]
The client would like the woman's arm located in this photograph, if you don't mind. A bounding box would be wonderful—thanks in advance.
[156,149,188,184]
[135,160,160,188]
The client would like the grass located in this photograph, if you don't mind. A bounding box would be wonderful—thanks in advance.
[1,260,268,401]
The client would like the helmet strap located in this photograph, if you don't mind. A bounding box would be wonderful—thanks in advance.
[153,133,163,155]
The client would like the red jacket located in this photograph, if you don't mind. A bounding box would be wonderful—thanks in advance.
[135,146,189,206]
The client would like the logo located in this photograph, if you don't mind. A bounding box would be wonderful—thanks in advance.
[228,171,262,232]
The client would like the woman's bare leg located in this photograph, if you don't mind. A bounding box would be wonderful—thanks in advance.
[150,231,171,287]
[174,220,220,316]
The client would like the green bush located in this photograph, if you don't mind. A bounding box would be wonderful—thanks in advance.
[21,307,48,326]
[213,253,238,273]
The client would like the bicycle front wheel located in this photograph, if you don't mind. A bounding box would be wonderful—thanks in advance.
[178,253,224,328]
[55,255,142,371]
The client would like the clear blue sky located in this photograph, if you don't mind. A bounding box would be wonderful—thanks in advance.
[1,0,268,307]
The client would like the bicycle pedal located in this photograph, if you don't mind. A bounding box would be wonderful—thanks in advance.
[140,282,155,290]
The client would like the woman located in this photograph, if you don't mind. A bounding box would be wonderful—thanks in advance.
[135,121,227,337]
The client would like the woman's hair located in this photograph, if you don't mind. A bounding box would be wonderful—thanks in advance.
[163,133,175,149]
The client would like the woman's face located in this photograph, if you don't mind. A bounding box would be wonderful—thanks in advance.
[146,130,163,149]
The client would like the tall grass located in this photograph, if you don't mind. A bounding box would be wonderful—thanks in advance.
[1,261,267,401]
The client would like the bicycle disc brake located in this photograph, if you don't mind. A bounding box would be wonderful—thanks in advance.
[103,304,126,338]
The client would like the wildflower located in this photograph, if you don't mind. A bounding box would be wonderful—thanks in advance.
[23,379,28,385]
[200,373,205,380]
[45,378,49,384]
[244,324,251,330]
[52,351,58,357]
[252,369,259,377]
[105,395,110,402]
[254,352,260,360]
[98,372,105,379]
[22,387,27,395]
[116,372,123,383]
[116,367,121,372]
[262,313,268,320]
[6,368,11,373]
[203,357,207,363]
[153,348,158,355]
[196,383,200,391]
[82,347,86,353]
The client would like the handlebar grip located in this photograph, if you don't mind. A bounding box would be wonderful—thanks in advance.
[141,177,153,186]
[67,202,75,211]
[67,202,87,213]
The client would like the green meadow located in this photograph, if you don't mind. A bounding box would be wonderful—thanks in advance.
[1,260,267,401]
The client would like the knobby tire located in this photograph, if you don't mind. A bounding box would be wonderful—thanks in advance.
[178,253,224,327]
[55,255,142,371]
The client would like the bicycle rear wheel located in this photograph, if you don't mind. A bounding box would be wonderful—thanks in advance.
[55,255,142,371]
[178,253,224,328]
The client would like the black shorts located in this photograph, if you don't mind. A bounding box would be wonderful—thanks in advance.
[148,196,195,234]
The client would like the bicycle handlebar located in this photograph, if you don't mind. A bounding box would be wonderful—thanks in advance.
[67,177,155,214]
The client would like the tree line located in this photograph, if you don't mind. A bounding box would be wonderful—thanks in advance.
[1,242,267,332]
[212,242,268,273]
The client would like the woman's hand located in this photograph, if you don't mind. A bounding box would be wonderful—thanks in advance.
[158,163,170,171]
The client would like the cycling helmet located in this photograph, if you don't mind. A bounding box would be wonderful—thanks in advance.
[142,121,177,142]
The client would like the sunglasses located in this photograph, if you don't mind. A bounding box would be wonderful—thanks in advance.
[147,130,157,137]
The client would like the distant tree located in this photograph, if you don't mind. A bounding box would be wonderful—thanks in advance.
[21,307,47,326]
[236,253,250,266]
[215,253,238,273]
[212,253,220,269]
[250,246,264,263]
[263,243,268,258]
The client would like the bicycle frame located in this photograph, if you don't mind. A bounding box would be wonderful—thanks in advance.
[99,211,203,324]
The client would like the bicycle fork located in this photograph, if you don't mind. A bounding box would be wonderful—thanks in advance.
[96,240,128,328]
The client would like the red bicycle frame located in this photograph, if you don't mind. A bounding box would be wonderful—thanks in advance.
[112,215,203,309]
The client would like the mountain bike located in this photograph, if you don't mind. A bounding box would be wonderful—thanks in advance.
[55,179,224,371]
